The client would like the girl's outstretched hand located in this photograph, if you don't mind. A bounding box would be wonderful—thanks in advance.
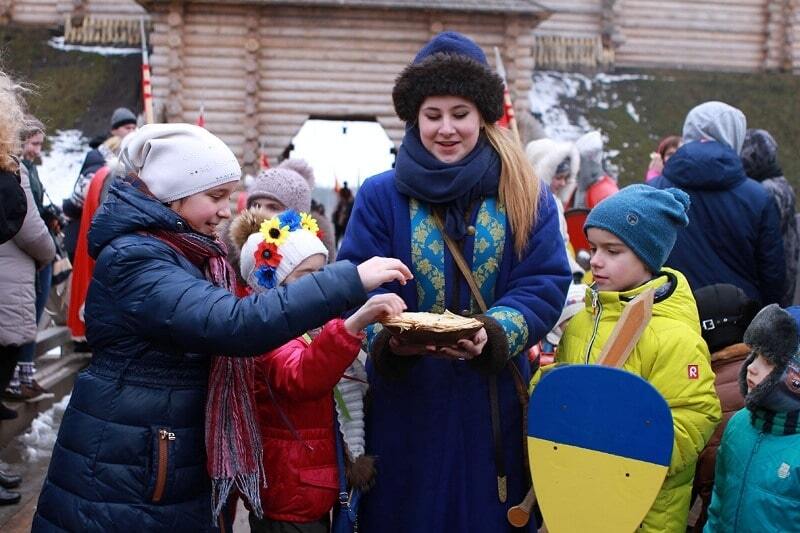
[345,293,407,335]
[357,257,413,291]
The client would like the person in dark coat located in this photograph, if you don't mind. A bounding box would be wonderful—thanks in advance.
[689,283,759,532]
[337,32,571,532]
[333,182,354,246]
[741,129,799,306]
[650,101,785,305]
[0,170,25,245]
[32,124,411,532]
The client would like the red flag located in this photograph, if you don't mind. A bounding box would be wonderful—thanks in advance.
[493,47,520,143]
[140,19,154,124]
[333,174,341,193]
[197,103,206,128]
[497,86,515,130]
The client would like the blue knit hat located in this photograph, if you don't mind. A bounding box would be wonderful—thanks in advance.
[584,184,690,273]
[412,31,487,65]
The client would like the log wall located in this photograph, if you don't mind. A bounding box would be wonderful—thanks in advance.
[535,0,800,73]
[147,3,539,171]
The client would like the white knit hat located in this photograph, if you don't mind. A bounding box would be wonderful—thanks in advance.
[119,123,241,202]
[239,210,328,289]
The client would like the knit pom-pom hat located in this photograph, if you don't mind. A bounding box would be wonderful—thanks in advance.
[392,31,505,124]
[584,184,690,273]
[247,158,315,212]
[739,304,800,412]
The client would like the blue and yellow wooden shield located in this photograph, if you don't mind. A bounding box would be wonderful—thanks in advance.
[528,365,673,532]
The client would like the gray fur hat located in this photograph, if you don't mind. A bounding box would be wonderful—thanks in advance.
[739,304,800,412]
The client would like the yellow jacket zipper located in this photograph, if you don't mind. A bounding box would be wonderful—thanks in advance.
[584,289,603,364]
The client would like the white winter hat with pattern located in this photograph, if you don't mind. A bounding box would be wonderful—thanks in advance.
[120,123,241,202]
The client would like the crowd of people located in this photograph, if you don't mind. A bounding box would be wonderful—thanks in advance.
[0,29,798,532]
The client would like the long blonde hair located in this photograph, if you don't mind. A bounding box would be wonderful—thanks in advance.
[484,124,540,258]
[0,71,25,173]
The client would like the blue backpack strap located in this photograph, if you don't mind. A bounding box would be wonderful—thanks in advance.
[334,414,350,509]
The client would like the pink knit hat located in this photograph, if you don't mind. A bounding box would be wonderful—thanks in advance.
[247,159,315,212]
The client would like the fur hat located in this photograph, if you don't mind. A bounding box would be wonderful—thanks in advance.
[584,184,690,273]
[119,123,241,203]
[739,304,800,412]
[110,107,137,130]
[392,31,504,123]
[525,138,580,186]
[239,209,328,290]
[247,158,315,212]
[694,284,759,354]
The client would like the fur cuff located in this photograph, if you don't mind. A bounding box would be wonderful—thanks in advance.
[346,455,376,492]
[469,315,509,375]
[370,328,421,379]
[392,53,504,123]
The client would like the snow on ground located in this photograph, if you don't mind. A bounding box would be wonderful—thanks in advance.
[47,37,140,56]
[37,130,89,205]
[529,71,652,142]
[18,395,70,463]
[529,71,654,175]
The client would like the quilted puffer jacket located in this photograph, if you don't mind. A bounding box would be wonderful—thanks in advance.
[253,319,362,522]
[32,180,367,532]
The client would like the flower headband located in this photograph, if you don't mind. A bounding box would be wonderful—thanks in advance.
[252,210,324,289]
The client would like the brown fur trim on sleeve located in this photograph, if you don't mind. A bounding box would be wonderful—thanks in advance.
[369,328,422,379]
[469,314,510,375]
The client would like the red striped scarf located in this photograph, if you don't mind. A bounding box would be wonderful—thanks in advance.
[149,228,265,522]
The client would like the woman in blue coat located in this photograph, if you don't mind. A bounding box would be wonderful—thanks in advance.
[32,124,411,532]
[337,32,571,532]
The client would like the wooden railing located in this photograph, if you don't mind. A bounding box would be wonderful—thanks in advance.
[533,35,615,71]
[63,15,149,46]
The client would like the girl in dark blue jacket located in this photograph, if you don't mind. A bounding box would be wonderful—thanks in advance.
[32,124,411,532]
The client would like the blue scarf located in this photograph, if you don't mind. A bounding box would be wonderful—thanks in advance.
[395,126,501,240]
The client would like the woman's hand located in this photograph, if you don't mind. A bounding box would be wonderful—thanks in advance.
[388,335,438,356]
[357,257,413,291]
[345,293,407,335]
[388,327,488,360]
[434,328,488,360]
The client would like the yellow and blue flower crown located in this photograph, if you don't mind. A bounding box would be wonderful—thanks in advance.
[252,210,323,289]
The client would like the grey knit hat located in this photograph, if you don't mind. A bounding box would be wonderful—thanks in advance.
[110,107,137,130]
[247,159,315,212]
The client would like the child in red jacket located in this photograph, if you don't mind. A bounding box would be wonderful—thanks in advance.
[234,209,405,533]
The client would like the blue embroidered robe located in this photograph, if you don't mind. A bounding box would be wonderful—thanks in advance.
[337,170,570,532]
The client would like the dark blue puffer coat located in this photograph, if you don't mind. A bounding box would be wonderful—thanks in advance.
[32,180,367,532]
[650,140,785,305]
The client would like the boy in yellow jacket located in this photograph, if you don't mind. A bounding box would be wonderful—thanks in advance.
[557,184,721,532]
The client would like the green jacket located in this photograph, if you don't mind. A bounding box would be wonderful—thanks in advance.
[705,408,800,533]
[557,269,721,532]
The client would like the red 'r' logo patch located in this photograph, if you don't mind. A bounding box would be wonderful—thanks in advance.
[688,365,699,379]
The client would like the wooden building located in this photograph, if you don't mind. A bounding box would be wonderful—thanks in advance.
[130,0,550,171]
[3,0,800,169]
[534,0,800,73]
